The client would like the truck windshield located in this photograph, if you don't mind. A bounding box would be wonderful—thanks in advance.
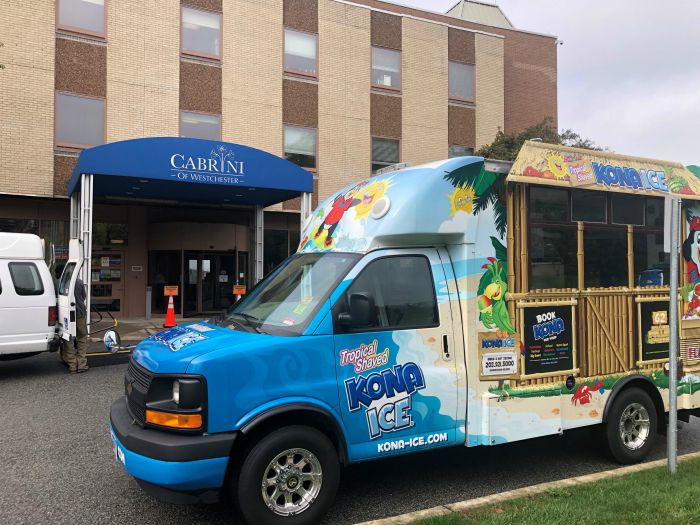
[223,252,360,335]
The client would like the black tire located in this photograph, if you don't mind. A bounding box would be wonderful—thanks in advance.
[236,426,340,525]
[603,387,657,464]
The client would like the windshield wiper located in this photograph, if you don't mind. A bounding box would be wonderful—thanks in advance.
[231,312,264,334]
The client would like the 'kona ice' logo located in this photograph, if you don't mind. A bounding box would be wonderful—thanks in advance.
[344,362,425,439]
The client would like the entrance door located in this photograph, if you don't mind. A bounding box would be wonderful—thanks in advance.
[183,252,238,316]
[332,248,459,460]
[184,252,199,317]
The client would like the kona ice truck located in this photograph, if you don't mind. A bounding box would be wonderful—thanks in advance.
[109,146,700,525]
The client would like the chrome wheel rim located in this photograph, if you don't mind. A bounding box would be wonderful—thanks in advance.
[619,402,650,450]
[261,447,323,516]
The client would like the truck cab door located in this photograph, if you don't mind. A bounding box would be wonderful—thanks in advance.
[57,240,82,341]
[331,248,459,460]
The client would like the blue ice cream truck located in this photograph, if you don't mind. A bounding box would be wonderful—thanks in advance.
[109,149,700,525]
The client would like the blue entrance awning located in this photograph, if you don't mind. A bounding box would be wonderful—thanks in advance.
[68,137,313,206]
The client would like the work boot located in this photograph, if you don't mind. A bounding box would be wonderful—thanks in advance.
[69,368,77,374]
[77,366,89,373]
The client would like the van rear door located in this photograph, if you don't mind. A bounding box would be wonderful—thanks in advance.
[57,240,82,341]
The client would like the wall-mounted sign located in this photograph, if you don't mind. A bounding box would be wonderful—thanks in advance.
[233,284,247,296]
[478,332,519,380]
[170,146,246,186]
[131,265,143,272]
[508,141,700,200]
[639,300,669,362]
[522,304,575,375]
[163,285,179,297]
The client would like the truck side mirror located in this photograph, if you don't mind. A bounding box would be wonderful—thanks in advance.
[339,292,376,328]
[103,330,121,354]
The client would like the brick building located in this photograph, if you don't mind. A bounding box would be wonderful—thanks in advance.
[0,0,557,318]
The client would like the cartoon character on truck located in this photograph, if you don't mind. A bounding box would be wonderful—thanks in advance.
[108,150,700,525]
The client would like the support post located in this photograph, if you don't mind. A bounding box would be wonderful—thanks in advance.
[577,222,584,291]
[70,191,80,239]
[80,174,94,318]
[254,205,264,284]
[300,192,313,231]
[668,197,680,474]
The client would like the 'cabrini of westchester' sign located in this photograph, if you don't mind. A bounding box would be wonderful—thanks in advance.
[170,146,245,185]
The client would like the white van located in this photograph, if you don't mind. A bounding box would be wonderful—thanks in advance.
[0,233,59,359]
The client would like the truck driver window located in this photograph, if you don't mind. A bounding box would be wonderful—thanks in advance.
[9,262,44,296]
[343,255,438,330]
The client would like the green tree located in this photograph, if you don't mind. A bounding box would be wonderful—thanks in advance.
[475,117,602,161]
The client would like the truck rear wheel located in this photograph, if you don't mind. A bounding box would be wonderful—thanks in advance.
[603,387,657,464]
[236,425,340,525]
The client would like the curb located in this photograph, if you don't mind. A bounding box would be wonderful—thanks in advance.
[355,451,700,525]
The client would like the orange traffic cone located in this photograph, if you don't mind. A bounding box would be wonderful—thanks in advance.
[164,296,176,328]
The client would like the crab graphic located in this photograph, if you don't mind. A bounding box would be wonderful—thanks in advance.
[571,380,604,406]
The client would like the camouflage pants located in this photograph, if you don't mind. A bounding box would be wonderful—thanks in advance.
[61,316,88,372]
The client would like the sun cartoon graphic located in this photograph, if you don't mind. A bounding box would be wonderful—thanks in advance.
[354,180,390,220]
[449,186,476,216]
[546,154,569,181]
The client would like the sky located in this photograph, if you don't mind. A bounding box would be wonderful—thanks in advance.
[396,0,700,166]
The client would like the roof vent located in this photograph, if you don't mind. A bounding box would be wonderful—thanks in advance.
[374,162,412,176]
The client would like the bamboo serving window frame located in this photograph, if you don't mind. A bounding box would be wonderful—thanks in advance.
[517,299,579,380]
[525,186,667,292]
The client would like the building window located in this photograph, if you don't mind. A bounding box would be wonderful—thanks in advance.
[181,6,221,60]
[449,61,475,102]
[93,223,128,246]
[57,0,105,37]
[284,28,317,78]
[448,145,474,158]
[372,137,400,173]
[180,111,221,141]
[284,126,317,169]
[55,92,104,149]
[371,47,401,91]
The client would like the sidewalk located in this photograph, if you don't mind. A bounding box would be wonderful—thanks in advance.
[87,315,213,342]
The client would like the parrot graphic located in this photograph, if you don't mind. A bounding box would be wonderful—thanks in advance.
[478,257,516,337]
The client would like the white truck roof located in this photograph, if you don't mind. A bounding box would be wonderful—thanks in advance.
[0,233,45,260]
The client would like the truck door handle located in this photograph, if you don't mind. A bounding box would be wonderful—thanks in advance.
[442,334,451,360]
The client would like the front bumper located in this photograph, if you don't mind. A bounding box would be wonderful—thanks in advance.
[110,397,236,502]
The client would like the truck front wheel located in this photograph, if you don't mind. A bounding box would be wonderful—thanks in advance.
[603,387,657,464]
[236,425,340,525]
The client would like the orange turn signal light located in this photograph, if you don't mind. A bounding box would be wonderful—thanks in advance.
[145,409,202,430]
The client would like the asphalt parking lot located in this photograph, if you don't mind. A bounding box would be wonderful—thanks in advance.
[3,352,700,525]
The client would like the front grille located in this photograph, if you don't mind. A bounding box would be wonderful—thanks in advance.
[125,359,153,426]
[127,396,147,424]
[126,359,153,390]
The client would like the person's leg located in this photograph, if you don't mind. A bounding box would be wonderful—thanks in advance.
[76,316,89,371]
[314,222,326,238]
[325,223,338,246]
[63,337,77,373]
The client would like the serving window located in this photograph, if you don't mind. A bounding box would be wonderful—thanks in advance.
[528,187,668,290]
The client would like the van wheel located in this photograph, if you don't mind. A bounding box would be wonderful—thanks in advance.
[236,425,340,525]
[603,387,657,464]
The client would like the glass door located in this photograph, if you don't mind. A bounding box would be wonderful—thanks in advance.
[214,254,236,310]
[184,251,199,317]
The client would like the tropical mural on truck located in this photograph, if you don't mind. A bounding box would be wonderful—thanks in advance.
[443,162,514,334]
